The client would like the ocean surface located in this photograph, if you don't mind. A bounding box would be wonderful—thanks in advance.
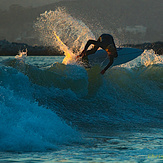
[0,8,163,163]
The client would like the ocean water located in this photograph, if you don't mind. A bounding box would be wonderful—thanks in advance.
[0,8,163,163]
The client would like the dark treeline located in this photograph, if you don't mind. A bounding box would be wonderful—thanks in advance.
[0,40,162,56]
[0,40,63,56]
[123,41,163,55]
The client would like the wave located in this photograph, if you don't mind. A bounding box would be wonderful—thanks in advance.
[0,66,81,152]
[0,8,163,152]
[1,50,162,152]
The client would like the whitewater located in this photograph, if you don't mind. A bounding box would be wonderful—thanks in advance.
[0,8,163,162]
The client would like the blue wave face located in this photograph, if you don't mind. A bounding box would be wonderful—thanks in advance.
[0,65,81,152]
[0,48,163,152]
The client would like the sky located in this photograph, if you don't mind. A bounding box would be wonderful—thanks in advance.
[0,0,65,10]
[0,0,162,45]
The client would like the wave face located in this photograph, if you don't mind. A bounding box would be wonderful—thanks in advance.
[0,64,82,152]
[0,9,163,152]
[1,51,162,152]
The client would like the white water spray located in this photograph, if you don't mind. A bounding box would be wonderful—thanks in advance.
[35,8,95,64]
[119,49,163,69]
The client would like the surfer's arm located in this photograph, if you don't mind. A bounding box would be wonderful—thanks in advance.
[84,40,101,51]
[101,56,114,74]
[77,40,101,58]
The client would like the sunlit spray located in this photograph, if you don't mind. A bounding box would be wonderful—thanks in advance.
[34,8,95,65]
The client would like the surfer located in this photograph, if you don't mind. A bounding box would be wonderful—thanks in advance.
[76,34,118,74]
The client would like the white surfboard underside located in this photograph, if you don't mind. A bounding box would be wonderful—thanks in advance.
[88,48,143,67]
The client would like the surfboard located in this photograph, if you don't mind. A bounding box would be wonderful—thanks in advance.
[88,47,143,67]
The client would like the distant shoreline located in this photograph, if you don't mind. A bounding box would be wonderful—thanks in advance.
[0,40,64,56]
[122,41,163,55]
[0,40,162,56]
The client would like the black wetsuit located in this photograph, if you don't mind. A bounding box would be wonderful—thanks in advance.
[83,34,118,70]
